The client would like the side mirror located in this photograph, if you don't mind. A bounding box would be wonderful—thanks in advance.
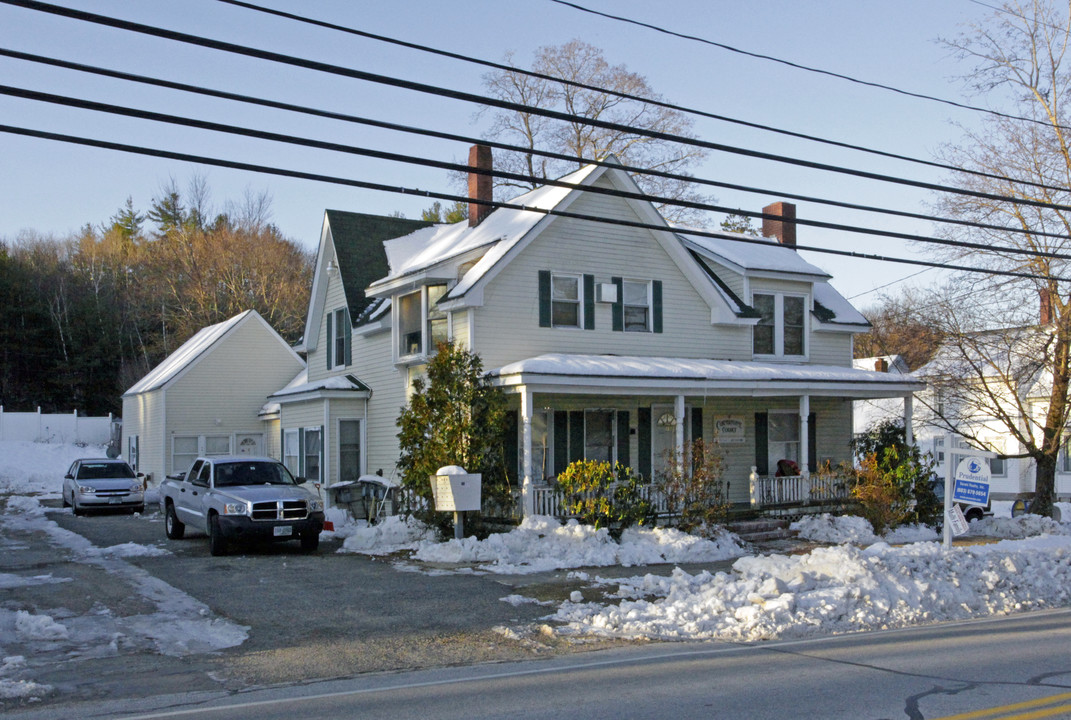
[136,472,145,478]
[64,473,73,480]
[295,476,307,484]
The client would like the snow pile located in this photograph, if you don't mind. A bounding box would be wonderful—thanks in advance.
[553,536,1071,641]
[791,514,878,544]
[0,440,106,495]
[91,543,170,558]
[411,516,745,574]
[0,656,51,701]
[14,611,68,642]
[791,514,939,545]
[970,514,1070,539]
[337,514,438,555]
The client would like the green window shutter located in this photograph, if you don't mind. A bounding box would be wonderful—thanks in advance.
[637,407,652,479]
[325,311,333,370]
[754,413,768,476]
[611,276,624,332]
[279,426,284,463]
[503,410,519,484]
[808,412,817,473]
[583,274,595,330]
[616,411,630,468]
[553,411,569,476]
[344,308,352,366]
[569,410,585,463]
[538,271,552,327]
[652,280,663,334]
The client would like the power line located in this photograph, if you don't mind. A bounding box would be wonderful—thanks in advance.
[548,0,1065,133]
[1,122,1067,284]
[215,0,1068,197]
[7,47,1071,244]
[10,82,1071,263]
[8,0,1071,216]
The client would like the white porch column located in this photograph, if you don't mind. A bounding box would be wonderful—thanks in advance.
[904,395,914,446]
[799,395,810,478]
[674,394,685,474]
[521,386,534,518]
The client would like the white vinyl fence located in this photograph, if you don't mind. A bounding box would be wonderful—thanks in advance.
[0,407,116,445]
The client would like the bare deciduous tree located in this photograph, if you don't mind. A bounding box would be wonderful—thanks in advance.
[919,1,1071,516]
[480,40,711,225]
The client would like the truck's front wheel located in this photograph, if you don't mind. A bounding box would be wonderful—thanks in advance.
[165,501,185,539]
[208,514,228,556]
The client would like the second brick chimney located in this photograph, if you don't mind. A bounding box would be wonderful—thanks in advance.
[1040,288,1054,325]
[468,144,492,227]
[763,201,796,248]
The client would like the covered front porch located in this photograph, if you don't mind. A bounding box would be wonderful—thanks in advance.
[488,353,924,518]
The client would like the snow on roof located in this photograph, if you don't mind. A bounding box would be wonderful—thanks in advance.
[681,232,830,278]
[372,163,600,294]
[853,355,909,374]
[814,283,868,326]
[268,372,370,399]
[490,353,925,389]
[124,310,253,396]
[259,367,308,416]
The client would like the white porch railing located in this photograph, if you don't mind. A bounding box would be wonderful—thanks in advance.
[529,483,672,518]
[747,466,850,508]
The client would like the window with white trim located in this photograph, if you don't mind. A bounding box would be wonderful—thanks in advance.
[283,429,300,475]
[753,292,807,357]
[552,274,582,328]
[767,412,800,473]
[172,436,198,476]
[333,308,347,367]
[623,280,650,332]
[1062,438,1071,473]
[338,419,362,484]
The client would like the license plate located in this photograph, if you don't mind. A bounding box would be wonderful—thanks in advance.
[109,498,122,504]
[273,526,292,537]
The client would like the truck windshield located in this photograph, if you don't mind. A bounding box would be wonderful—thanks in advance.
[214,461,296,487]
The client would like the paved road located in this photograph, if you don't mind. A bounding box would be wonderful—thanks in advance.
[12,608,1071,720]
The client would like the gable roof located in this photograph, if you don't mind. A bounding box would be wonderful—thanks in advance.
[680,232,830,279]
[325,210,435,324]
[123,310,302,396]
[365,163,599,300]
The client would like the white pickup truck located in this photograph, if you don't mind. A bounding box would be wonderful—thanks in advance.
[160,456,325,555]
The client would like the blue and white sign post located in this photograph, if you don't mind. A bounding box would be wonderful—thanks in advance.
[943,456,991,548]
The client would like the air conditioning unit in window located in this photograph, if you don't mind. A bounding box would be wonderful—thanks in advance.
[596,283,618,303]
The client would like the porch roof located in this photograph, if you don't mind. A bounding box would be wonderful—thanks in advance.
[488,353,924,399]
[266,370,371,406]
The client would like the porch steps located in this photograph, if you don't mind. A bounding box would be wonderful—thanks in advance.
[727,518,796,544]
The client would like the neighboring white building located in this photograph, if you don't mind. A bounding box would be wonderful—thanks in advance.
[120,309,305,485]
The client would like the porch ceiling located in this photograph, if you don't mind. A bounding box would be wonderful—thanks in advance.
[487,353,924,399]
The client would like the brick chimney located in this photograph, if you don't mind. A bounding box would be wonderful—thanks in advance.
[762,201,796,248]
[875,358,889,373]
[1040,288,1054,325]
[468,144,492,227]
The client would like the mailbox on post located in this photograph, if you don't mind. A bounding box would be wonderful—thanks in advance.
[430,466,481,539]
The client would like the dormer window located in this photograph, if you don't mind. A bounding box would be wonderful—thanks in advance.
[753,292,806,357]
[397,284,449,359]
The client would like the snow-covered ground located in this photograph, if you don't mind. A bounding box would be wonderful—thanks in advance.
[7,440,1071,702]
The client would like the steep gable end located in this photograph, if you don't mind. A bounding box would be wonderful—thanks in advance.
[326,211,435,324]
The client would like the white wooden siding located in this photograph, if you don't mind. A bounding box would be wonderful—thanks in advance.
[475,188,753,369]
[308,251,349,383]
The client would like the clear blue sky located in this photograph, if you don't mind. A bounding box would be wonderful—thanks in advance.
[0,0,996,304]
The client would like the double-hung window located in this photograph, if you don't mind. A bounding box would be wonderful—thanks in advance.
[326,307,351,369]
[397,284,449,359]
[623,280,650,332]
[753,292,806,357]
[552,274,581,328]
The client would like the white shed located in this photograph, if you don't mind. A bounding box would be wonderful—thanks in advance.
[121,310,305,485]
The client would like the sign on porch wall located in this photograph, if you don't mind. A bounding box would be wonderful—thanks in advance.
[715,418,745,444]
